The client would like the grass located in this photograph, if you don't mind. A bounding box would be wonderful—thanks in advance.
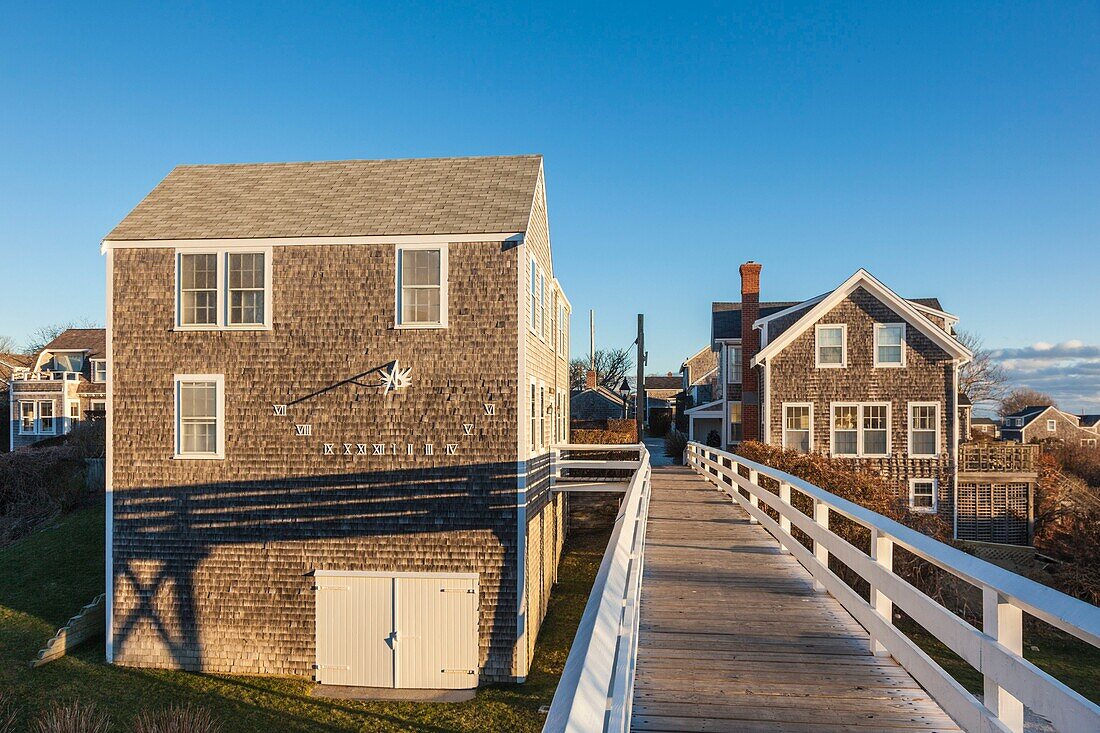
[0,504,615,732]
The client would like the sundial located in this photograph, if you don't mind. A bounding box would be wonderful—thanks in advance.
[269,359,496,458]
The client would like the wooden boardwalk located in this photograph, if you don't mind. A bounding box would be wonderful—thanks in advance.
[631,466,962,733]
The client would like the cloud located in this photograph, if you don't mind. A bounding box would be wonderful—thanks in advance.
[989,340,1100,412]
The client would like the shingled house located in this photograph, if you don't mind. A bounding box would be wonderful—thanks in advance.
[1001,405,1100,447]
[103,155,571,689]
[7,329,106,451]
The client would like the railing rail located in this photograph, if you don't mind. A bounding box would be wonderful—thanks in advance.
[686,441,1099,733]
[959,442,1039,474]
[11,369,80,382]
[542,444,652,733]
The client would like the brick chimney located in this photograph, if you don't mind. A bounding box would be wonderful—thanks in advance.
[740,261,762,442]
[585,369,597,389]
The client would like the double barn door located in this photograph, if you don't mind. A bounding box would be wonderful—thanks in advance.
[315,571,479,690]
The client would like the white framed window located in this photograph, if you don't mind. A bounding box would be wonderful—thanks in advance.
[1083,438,1097,447]
[50,352,85,373]
[909,478,937,512]
[1046,419,1057,432]
[539,384,547,447]
[830,403,892,457]
[91,359,107,383]
[174,375,225,459]
[908,402,940,457]
[19,401,36,434]
[396,244,447,328]
[529,257,538,334]
[874,323,906,367]
[783,403,812,452]
[38,400,55,434]
[540,270,548,341]
[862,403,890,457]
[68,401,81,420]
[90,400,106,414]
[815,325,847,368]
[557,301,568,357]
[177,248,272,330]
[529,381,537,452]
[830,403,859,457]
[727,346,742,384]
[729,402,743,443]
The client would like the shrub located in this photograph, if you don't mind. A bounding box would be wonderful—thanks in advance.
[133,705,220,733]
[664,429,687,463]
[33,702,110,733]
[648,412,672,438]
[1033,452,1100,604]
[1046,442,1100,488]
[705,429,721,448]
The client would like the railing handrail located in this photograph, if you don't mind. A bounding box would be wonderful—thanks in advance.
[686,441,1100,733]
[542,443,652,733]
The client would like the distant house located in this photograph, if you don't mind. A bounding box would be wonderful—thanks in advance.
[571,370,629,423]
[643,374,680,424]
[1,353,35,452]
[8,329,106,451]
[1001,405,1100,447]
[679,345,717,406]
[971,417,1001,440]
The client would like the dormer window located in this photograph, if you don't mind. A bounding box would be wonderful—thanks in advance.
[49,353,84,373]
[92,359,107,383]
[815,325,847,368]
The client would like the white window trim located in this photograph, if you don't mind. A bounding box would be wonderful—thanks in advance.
[782,402,814,452]
[173,374,225,459]
[557,300,568,358]
[91,359,108,383]
[908,402,941,458]
[18,401,37,435]
[909,478,938,513]
[529,256,538,335]
[873,323,907,368]
[1083,438,1097,447]
[37,400,56,435]
[829,402,860,457]
[175,247,274,331]
[727,345,743,384]
[529,378,538,455]
[90,400,106,413]
[815,324,847,368]
[394,243,449,329]
[1046,419,1057,432]
[68,399,81,421]
[860,402,892,458]
[539,270,548,342]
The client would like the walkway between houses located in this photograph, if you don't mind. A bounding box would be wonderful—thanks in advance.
[631,466,962,733]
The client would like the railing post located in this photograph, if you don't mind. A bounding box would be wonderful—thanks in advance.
[869,527,894,657]
[983,588,1024,733]
[813,498,829,592]
[747,469,759,523]
[778,482,791,554]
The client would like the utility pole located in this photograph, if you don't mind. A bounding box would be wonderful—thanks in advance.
[636,314,645,440]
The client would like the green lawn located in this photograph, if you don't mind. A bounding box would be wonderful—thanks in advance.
[0,505,614,732]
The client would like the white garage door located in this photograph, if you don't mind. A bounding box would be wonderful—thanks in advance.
[315,571,479,689]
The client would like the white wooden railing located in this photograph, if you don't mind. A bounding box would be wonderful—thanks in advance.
[542,444,652,733]
[686,442,1100,733]
[550,443,643,490]
[11,369,79,382]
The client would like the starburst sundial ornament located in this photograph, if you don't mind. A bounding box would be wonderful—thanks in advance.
[379,360,413,396]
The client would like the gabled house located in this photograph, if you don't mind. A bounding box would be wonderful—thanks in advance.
[971,417,1001,440]
[679,345,717,407]
[103,155,571,689]
[1001,405,1100,447]
[7,329,106,450]
[643,374,680,424]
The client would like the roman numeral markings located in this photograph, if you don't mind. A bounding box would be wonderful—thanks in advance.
[463,423,474,436]
[424,444,434,455]
[323,443,335,455]
[295,424,311,436]
[446,444,458,455]
[357,444,367,455]
[273,404,287,416]
[343,444,353,455]
[484,403,495,416]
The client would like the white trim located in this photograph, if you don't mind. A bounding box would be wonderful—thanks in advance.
[908,402,941,458]
[314,569,479,579]
[515,239,528,680]
[17,400,37,435]
[815,324,848,368]
[752,269,973,367]
[1046,419,1057,432]
[829,402,860,457]
[752,293,829,328]
[908,477,938,513]
[782,402,814,452]
[684,398,723,415]
[37,399,56,435]
[528,255,538,336]
[104,246,114,662]
[394,242,449,329]
[763,360,772,444]
[909,300,960,327]
[173,374,225,459]
[91,358,107,383]
[860,402,892,458]
[102,232,525,253]
[874,323,907,368]
[726,345,743,384]
[174,247,274,331]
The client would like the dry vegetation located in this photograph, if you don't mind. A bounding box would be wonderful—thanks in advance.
[1033,449,1100,605]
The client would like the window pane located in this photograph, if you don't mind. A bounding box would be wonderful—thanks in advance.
[818,327,843,346]
[819,346,843,364]
[228,253,264,289]
[878,345,903,363]
[879,325,903,346]
[402,249,440,287]
[401,286,441,324]
[912,481,934,508]
[181,254,217,289]
[864,430,887,455]
[180,382,216,419]
[913,431,936,455]
[730,403,743,442]
[21,402,34,431]
[835,430,857,455]
[785,406,809,430]
[833,406,858,430]
[230,290,264,325]
[182,421,216,454]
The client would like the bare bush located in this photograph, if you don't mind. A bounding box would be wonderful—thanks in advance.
[0,441,87,546]
[1033,452,1100,604]
[133,705,220,733]
[663,428,687,463]
[33,702,110,733]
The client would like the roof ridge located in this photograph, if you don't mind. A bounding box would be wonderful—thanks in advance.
[173,154,543,169]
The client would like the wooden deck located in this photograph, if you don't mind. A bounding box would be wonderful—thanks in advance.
[631,466,962,733]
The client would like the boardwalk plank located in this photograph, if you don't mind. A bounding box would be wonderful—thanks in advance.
[630,466,962,733]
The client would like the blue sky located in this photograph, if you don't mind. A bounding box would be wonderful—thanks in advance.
[2,3,1098,409]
